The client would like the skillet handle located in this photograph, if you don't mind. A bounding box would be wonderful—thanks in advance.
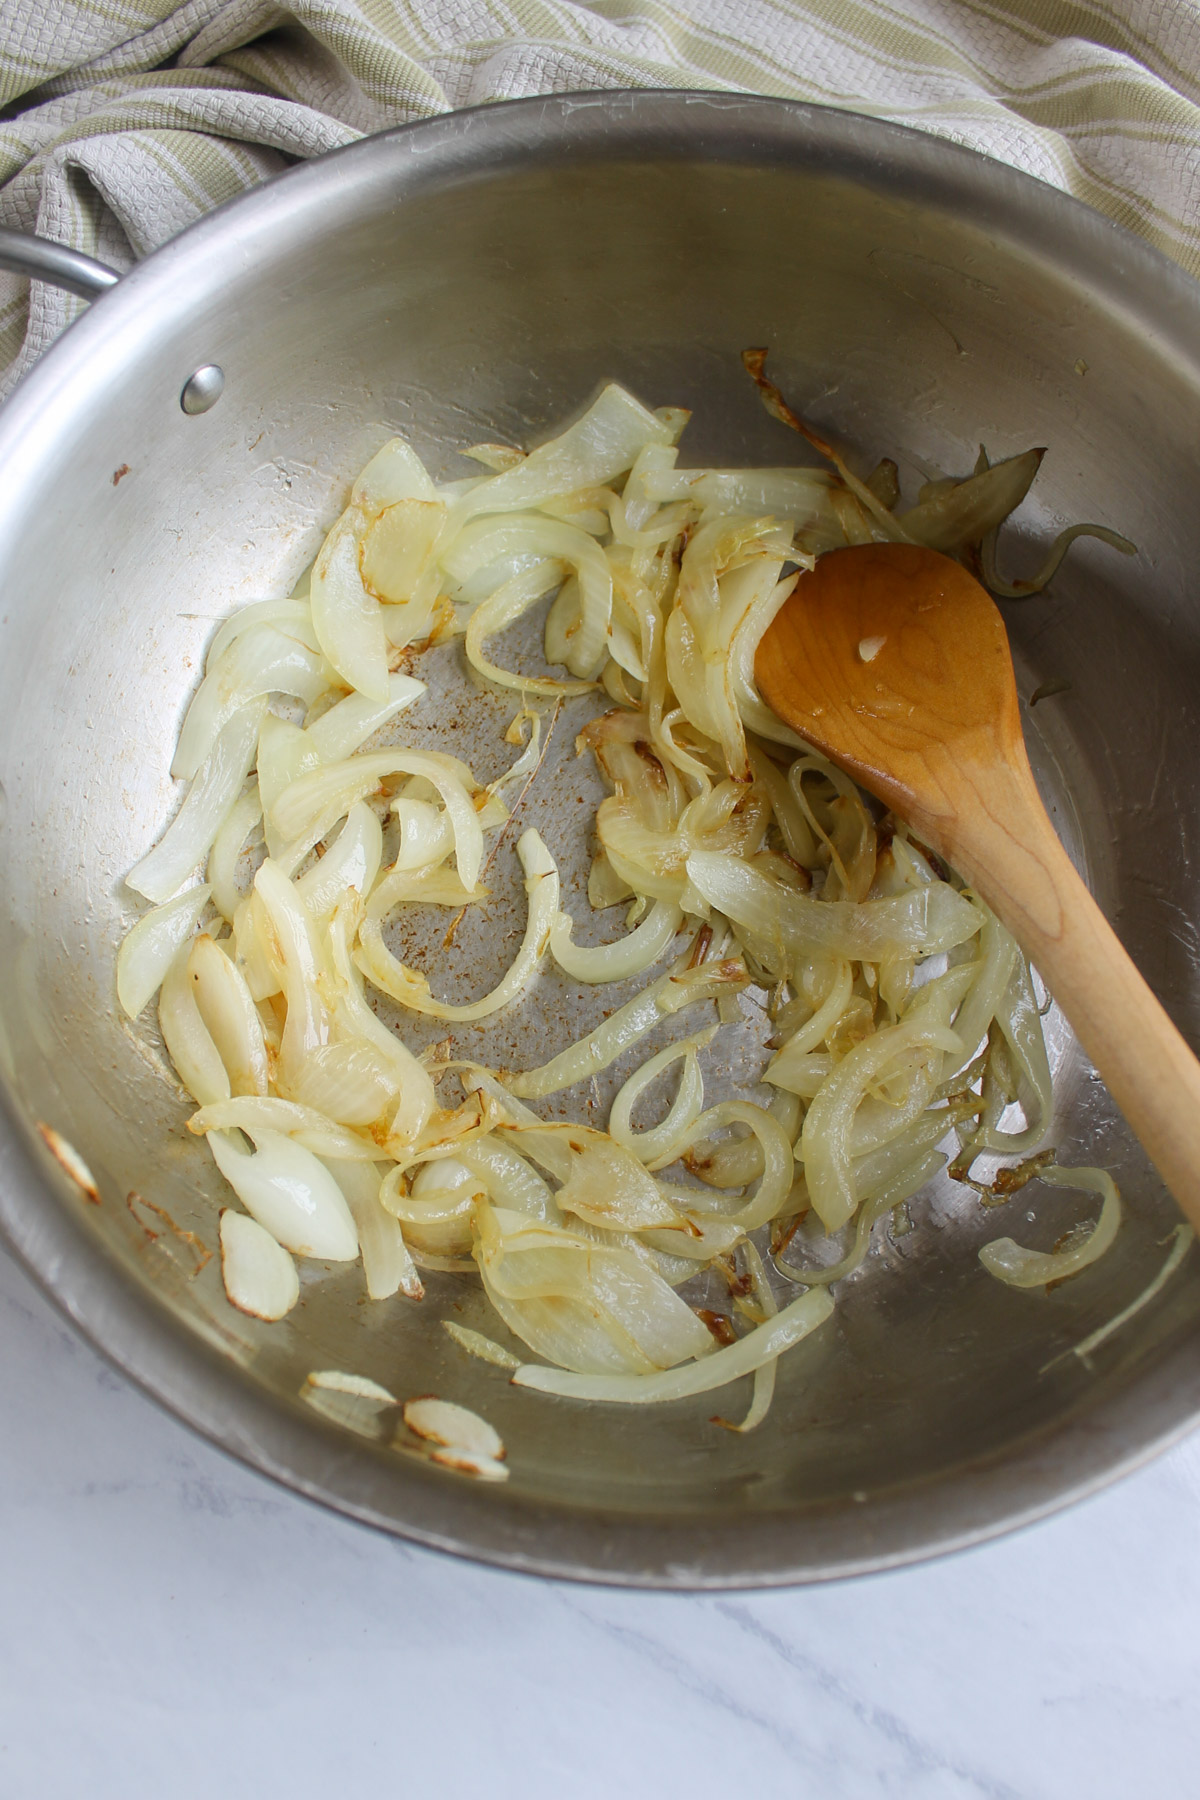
[0,227,121,300]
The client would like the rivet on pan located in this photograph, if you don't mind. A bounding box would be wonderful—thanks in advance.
[180,364,224,416]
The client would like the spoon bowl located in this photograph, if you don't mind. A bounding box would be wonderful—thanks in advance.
[757,542,1200,1233]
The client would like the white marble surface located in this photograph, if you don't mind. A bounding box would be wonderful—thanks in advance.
[2,1240,1198,1800]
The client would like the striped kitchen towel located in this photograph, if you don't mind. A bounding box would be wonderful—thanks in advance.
[2,1,1199,391]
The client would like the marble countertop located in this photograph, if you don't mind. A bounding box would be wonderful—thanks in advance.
[2,1239,1197,1800]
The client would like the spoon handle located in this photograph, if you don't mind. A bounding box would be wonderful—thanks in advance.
[955,758,1200,1230]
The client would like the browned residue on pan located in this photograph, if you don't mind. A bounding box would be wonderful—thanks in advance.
[37,1123,100,1202]
[696,1308,738,1347]
[126,1189,212,1275]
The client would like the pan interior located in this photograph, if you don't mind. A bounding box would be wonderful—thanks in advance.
[1,103,1198,1577]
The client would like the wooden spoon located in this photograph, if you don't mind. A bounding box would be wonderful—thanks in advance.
[755,540,1200,1229]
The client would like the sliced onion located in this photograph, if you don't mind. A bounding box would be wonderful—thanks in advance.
[355,828,557,1021]
[256,714,308,835]
[1066,1225,1194,1364]
[687,851,981,964]
[310,514,389,702]
[207,787,262,923]
[373,791,504,892]
[427,1446,510,1480]
[219,1208,299,1321]
[253,859,332,1091]
[117,884,211,1018]
[943,905,1019,1076]
[257,678,426,849]
[462,443,525,473]
[271,749,484,893]
[683,1088,801,1189]
[729,573,808,748]
[207,1126,359,1260]
[385,797,453,875]
[205,598,319,671]
[387,1155,481,1257]
[508,1123,686,1231]
[638,459,834,521]
[802,1014,965,1232]
[451,383,672,525]
[748,744,817,863]
[505,955,745,1099]
[680,1101,794,1231]
[982,519,1136,599]
[549,897,682,984]
[666,518,792,780]
[361,499,445,602]
[403,1395,505,1461]
[128,701,265,903]
[313,674,425,755]
[449,515,612,679]
[764,961,854,1088]
[232,889,283,1001]
[776,1143,949,1288]
[323,1157,423,1300]
[190,1095,380,1160]
[378,1088,504,1183]
[608,1029,713,1169]
[900,448,1042,553]
[307,1369,398,1402]
[366,862,487,922]
[325,896,436,1144]
[442,1320,521,1369]
[453,1135,556,1223]
[159,942,230,1106]
[294,800,382,922]
[979,1165,1121,1288]
[187,933,270,1098]
[463,560,595,696]
[475,1202,714,1375]
[173,622,330,780]
[512,1285,833,1403]
[353,436,439,511]
[973,956,1054,1153]
[719,1240,779,1432]
[289,1040,399,1125]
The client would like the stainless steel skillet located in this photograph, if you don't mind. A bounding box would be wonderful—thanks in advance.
[2,92,1200,1587]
